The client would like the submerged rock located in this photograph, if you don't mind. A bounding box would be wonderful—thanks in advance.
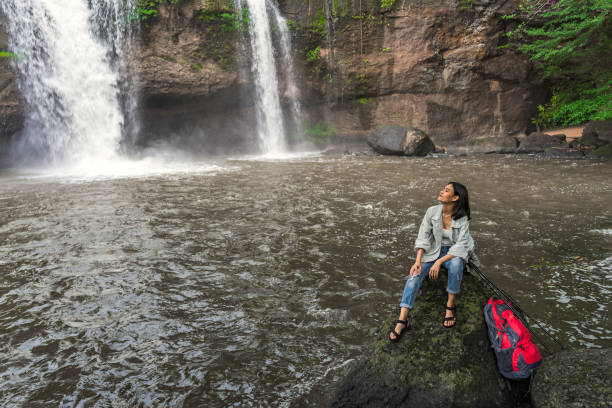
[331,271,523,408]
[367,126,435,156]
[531,348,611,408]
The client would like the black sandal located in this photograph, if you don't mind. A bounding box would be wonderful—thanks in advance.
[443,306,457,328]
[389,319,408,342]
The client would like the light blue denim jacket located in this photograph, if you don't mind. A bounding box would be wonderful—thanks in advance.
[414,204,480,266]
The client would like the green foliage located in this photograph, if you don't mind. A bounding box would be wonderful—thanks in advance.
[136,0,179,21]
[533,81,612,127]
[305,45,321,62]
[380,0,396,10]
[0,51,18,59]
[504,0,612,127]
[199,8,250,32]
[459,0,473,11]
[308,10,327,38]
[293,119,336,145]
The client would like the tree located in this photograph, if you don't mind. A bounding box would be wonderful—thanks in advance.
[504,0,611,127]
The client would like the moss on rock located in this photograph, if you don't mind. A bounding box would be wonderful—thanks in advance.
[331,271,526,407]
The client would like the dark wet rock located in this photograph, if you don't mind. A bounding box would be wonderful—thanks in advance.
[331,272,523,408]
[517,132,567,153]
[543,147,585,158]
[367,126,434,156]
[586,143,612,158]
[531,348,611,408]
[0,24,25,148]
[578,131,607,148]
[583,119,612,143]
[446,136,518,155]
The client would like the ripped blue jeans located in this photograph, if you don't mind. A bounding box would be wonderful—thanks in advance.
[400,246,464,309]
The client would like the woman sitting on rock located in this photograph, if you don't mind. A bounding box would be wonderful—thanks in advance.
[389,181,479,342]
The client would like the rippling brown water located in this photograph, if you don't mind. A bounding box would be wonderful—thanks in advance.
[1,155,611,407]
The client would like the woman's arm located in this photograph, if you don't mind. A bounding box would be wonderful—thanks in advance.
[410,248,425,276]
[448,222,471,261]
[430,221,471,279]
[414,208,434,252]
[428,253,454,279]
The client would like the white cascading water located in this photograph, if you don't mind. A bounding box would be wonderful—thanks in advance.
[243,0,287,155]
[90,0,141,149]
[0,0,131,167]
[270,2,302,133]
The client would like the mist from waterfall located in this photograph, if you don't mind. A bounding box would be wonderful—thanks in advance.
[242,0,301,155]
[0,0,136,168]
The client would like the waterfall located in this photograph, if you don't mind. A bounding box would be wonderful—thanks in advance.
[0,0,135,166]
[90,0,141,151]
[270,2,302,136]
[242,0,301,155]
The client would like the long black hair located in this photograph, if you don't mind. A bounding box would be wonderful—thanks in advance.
[449,181,470,220]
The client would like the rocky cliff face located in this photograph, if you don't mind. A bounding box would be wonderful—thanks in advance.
[280,0,546,147]
[0,0,546,153]
[0,23,25,154]
[132,1,259,153]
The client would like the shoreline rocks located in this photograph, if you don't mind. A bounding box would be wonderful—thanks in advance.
[516,132,568,154]
[358,121,612,158]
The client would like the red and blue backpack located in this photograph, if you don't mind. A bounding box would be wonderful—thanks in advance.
[483,298,542,380]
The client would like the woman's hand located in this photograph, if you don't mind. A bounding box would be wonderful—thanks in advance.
[429,261,442,279]
[409,261,422,276]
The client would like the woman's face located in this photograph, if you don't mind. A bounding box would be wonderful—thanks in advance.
[437,184,458,204]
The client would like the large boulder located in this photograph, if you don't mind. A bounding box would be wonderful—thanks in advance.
[517,132,567,153]
[583,119,612,143]
[531,348,611,408]
[367,125,435,156]
[331,271,522,408]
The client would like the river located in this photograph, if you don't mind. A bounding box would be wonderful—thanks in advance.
[1,155,610,407]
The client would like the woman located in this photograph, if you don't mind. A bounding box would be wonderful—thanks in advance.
[389,182,479,342]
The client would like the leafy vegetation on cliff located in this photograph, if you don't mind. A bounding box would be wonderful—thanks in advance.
[504,0,611,127]
[136,0,179,20]
[0,51,18,59]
